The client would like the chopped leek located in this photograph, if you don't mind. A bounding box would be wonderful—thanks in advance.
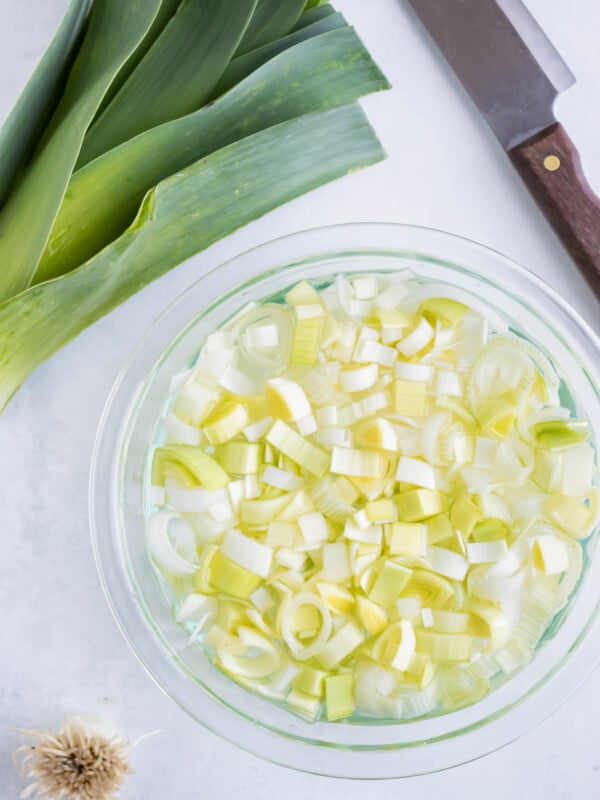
[145,272,597,724]
[317,620,365,669]
[267,420,329,476]
[393,379,428,417]
[396,489,445,522]
[369,561,412,606]
[530,418,589,451]
[293,666,328,697]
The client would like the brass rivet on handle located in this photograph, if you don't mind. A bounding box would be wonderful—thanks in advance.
[543,154,561,172]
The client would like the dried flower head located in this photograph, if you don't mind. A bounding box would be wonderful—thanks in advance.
[14,716,132,800]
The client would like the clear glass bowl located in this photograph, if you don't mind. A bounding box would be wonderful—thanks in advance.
[90,223,600,778]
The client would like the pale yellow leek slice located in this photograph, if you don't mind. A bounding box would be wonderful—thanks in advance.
[369,560,412,606]
[217,600,249,633]
[450,495,482,537]
[426,513,453,545]
[416,630,472,662]
[396,489,446,522]
[322,542,352,582]
[317,582,356,615]
[266,419,329,476]
[240,494,293,527]
[392,378,428,417]
[286,688,321,721]
[208,551,261,599]
[152,445,230,491]
[265,377,312,422]
[401,569,454,608]
[441,664,488,711]
[372,619,416,671]
[215,441,263,475]
[354,418,399,452]
[366,498,397,523]
[202,399,250,445]
[285,280,323,306]
[221,528,273,578]
[430,610,470,635]
[317,620,365,669]
[469,605,510,651]
[310,476,356,524]
[530,418,589,451]
[290,316,323,365]
[545,494,595,539]
[514,583,557,649]
[331,446,385,479]
[293,666,329,698]
[281,592,332,661]
[325,673,355,721]
[419,297,468,327]
[355,595,388,635]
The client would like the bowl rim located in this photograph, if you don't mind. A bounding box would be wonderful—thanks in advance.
[90,222,600,779]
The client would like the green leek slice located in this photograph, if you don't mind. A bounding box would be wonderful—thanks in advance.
[209,551,262,599]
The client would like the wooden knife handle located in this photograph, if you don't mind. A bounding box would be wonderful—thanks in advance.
[509,122,600,301]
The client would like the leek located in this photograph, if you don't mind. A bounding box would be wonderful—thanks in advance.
[78,0,259,165]
[34,28,387,283]
[293,666,328,697]
[0,0,164,302]
[211,11,348,98]
[209,551,262,599]
[0,107,383,411]
[0,0,92,207]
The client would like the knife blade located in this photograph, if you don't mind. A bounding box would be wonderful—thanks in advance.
[406,0,600,301]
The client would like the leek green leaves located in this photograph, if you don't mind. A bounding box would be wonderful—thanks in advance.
[0,0,163,302]
[0,0,389,411]
[0,107,384,411]
[78,0,258,165]
[36,27,389,282]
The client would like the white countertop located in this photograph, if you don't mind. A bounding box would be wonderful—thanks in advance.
[1,0,599,797]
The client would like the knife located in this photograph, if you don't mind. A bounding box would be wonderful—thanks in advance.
[405,0,600,301]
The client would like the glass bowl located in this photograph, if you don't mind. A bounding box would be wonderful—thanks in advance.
[90,223,600,779]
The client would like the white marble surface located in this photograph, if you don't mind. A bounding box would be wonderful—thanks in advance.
[1,0,599,797]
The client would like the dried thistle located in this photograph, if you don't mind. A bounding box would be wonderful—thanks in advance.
[13,715,133,800]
